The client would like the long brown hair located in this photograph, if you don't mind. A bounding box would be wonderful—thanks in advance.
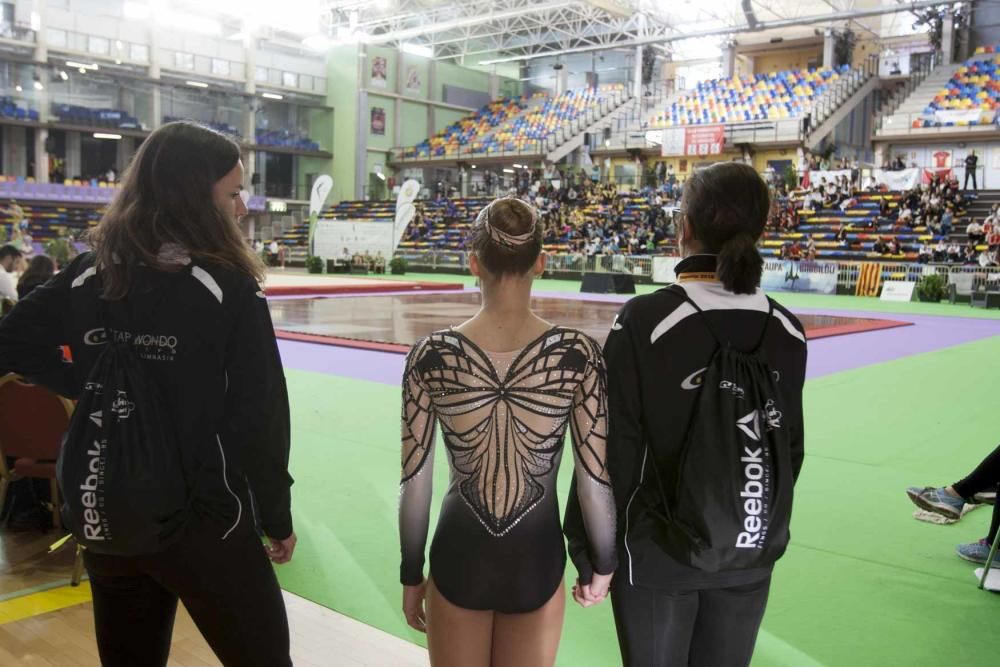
[682,162,769,295]
[89,121,264,299]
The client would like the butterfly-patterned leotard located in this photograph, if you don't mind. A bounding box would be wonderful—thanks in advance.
[399,327,617,613]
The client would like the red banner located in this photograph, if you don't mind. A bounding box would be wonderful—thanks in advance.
[684,125,725,156]
[921,168,953,184]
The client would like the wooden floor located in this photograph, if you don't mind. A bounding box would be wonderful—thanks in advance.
[0,529,429,666]
[269,292,910,349]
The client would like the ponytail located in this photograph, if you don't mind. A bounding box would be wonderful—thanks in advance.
[681,162,769,294]
[717,233,763,295]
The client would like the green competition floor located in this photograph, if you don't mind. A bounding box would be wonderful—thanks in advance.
[273,273,1000,665]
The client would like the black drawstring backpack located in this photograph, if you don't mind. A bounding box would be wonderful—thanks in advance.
[647,292,795,572]
[57,287,189,555]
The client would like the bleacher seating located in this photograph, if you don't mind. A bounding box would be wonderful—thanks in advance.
[0,96,39,122]
[650,66,849,128]
[404,97,531,158]
[918,51,1000,128]
[51,104,143,129]
[255,128,320,151]
[761,192,977,261]
[489,85,623,152]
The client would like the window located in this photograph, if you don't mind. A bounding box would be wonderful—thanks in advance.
[281,71,297,88]
[88,36,110,55]
[46,28,67,49]
[174,52,195,70]
[211,58,230,76]
[129,43,148,62]
[255,66,268,83]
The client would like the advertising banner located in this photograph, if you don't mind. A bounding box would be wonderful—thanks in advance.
[314,220,394,261]
[760,260,838,295]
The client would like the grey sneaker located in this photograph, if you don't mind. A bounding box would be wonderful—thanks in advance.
[957,538,998,566]
[906,486,965,520]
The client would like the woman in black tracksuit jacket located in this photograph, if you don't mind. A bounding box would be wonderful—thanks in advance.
[0,122,295,667]
[567,162,807,666]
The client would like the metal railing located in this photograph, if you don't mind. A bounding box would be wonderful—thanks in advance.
[394,251,1000,297]
[876,111,998,136]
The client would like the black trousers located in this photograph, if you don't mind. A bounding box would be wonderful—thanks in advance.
[954,444,1000,541]
[965,170,978,190]
[611,576,771,667]
[84,513,291,667]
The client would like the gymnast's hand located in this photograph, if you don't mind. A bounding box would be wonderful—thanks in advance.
[403,582,428,632]
[265,532,297,564]
[572,571,613,608]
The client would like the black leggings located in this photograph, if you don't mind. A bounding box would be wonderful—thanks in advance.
[84,513,291,667]
[953,444,1000,541]
[611,576,771,667]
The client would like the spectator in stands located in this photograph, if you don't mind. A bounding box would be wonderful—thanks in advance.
[965,151,979,191]
[268,239,279,266]
[805,238,817,261]
[872,236,889,255]
[948,242,963,263]
[941,207,954,236]
[918,242,933,263]
[989,227,1000,250]
[0,244,23,302]
[934,239,948,262]
[963,243,979,264]
[892,155,906,171]
[968,219,986,245]
[15,255,54,299]
[835,224,850,247]
[0,120,295,666]
[888,239,901,256]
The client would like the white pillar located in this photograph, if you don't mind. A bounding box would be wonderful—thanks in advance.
[633,45,643,98]
[823,29,836,69]
[557,67,568,95]
[32,0,46,63]
[489,72,500,99]
[65,131,81,179]
[942,10,955,65]
[33,129,48,183]
[721,42,736,78]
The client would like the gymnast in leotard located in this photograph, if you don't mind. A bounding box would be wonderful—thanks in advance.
[398,197,617,666]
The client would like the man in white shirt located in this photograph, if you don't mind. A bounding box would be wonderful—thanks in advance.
[0,244,24,302]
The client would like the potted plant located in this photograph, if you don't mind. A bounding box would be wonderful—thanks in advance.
[44,237,72,269]
[305,256,324,274]
[916,273,947,302]
[389,256,408,275]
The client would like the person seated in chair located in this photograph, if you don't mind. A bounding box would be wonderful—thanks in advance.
[968,220,986,246]
[917,242,933,263]
[947,242,963,263]
[933,239,948,262]
[872,236,889,255]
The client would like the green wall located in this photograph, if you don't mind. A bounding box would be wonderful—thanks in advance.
[401,101,428,146]
[327,44,360,203]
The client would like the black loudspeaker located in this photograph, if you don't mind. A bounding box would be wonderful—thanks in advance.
[580,272,636,294]
[251,172,261,185]
[44,136,56,153]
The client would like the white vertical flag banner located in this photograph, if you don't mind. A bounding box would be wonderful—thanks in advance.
[394,179,421,252]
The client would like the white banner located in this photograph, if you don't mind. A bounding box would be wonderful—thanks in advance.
[652,256,682,283]
[314,220,394,261]
[929,109,994,125]
[309,175,333,216]
[807,169,852,186]
[661,128,685,157]
[873,168,920,191]
[394,179,420,252]
[880,281,916,302]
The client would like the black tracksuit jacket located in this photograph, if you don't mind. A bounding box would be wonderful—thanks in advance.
[567,254,806,590]
[0,252,293,541]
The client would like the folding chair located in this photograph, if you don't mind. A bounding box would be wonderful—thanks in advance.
[0,373,85,585]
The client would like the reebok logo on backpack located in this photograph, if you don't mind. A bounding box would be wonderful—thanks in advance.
[650,295,795,573]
